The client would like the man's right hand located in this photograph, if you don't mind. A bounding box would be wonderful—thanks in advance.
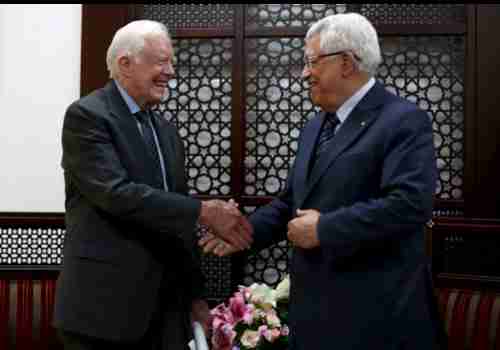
[198,199,253,250]
[199,232,240,257]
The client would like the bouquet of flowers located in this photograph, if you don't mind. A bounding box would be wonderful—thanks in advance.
[210,275,290,350]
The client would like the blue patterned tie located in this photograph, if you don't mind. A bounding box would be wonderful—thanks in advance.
[315,112,340,157]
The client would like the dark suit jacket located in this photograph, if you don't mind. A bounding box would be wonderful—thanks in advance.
[53,81,203,342]
[250,82,443,349]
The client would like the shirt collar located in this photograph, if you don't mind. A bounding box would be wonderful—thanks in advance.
[113,79,141,115]
[335,77,375,124]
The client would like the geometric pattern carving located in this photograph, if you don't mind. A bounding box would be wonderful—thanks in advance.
[379,36,465,200]
[143,4,234,29]
[200,253,232,302]
[0,228,63,265]
[246,4,465,29]
[243,239,290,288]
[246,4,349,29]
[433,208,464,218]
[196,225,233,302]
[244,35,465,199]
[241,207,290,288]
[154,38,233,196]
[358,4,466,25]
[144,4,465,30]
[244,38,317,196]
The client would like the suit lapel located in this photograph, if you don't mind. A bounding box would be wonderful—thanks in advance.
[104,81,157,182]
[295,112,324,204]
[300,82,387,205]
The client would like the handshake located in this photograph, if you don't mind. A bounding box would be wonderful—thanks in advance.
[198,199,253,255]
[199,203,323,255]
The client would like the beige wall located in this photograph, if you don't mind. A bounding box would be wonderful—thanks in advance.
[0,4,81,212]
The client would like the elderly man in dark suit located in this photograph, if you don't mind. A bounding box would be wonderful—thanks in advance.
[201,13,445,350]
[53,20,252,350]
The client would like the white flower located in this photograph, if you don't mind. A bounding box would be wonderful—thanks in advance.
[275,275,290,301]
[248,283,277,309]
[241,330,261,348]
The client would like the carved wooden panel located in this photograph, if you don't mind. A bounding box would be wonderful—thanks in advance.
[379,36,465,200]
[143,4,234,29]
[244,36,465,200]
[0,228,63,265]
[153,38,233,195]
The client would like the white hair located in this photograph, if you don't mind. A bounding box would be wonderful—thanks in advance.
[305,13,382,76]
[106,20,170,79]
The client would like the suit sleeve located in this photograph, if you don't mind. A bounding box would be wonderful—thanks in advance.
[62,102,201,239]
[249,188,294,251]
[317,108,437,249]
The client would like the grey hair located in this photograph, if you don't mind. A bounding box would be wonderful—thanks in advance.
[305,13,382,76]
[106,20,170,79]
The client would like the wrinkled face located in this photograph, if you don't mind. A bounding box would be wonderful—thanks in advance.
[125,35,175,108]
[302,34,345,111]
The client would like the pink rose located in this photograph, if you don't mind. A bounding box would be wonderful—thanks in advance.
[229,292,247,323]
[211,304,234,329]
[242,304,255,325]
[258,325,281,343]
[212,323,236,350]
[258,325,272,342]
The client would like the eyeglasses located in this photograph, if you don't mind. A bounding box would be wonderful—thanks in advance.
[303,51,361,70]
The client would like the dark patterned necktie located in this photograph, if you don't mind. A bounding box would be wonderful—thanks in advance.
[135,110,161,165]
[309,112,340,175]
[135,110,167,189]
[315,112,340,157]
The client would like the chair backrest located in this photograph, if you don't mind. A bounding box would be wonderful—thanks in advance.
[0,277,62,350]
[436,287,500,350]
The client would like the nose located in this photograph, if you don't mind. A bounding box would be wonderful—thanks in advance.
[163,61,175,77]
[302,65,311,79]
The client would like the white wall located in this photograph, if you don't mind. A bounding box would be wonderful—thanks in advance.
[0,4,81,212]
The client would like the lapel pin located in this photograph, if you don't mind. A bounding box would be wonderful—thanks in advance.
[361,121,366,127]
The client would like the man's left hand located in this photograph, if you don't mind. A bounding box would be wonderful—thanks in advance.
[287,209,321,249]
[191,299,210,335]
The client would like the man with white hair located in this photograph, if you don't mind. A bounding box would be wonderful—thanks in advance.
[53,20,252,349]
[202,13,445,349]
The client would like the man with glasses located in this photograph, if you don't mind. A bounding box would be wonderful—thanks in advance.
[202,12,444,350]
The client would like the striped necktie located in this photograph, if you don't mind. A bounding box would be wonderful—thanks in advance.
[315,112,340,157]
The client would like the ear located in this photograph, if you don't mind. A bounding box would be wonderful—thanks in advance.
[117,55,132,77]
[340,53,356,78]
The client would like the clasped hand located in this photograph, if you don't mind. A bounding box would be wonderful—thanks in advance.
[198,199,253,251]
[287,209,321,249]
[199,208,321,257]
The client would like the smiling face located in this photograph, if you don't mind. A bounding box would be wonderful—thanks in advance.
[120,34,175,108]
[302,34,349,112]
